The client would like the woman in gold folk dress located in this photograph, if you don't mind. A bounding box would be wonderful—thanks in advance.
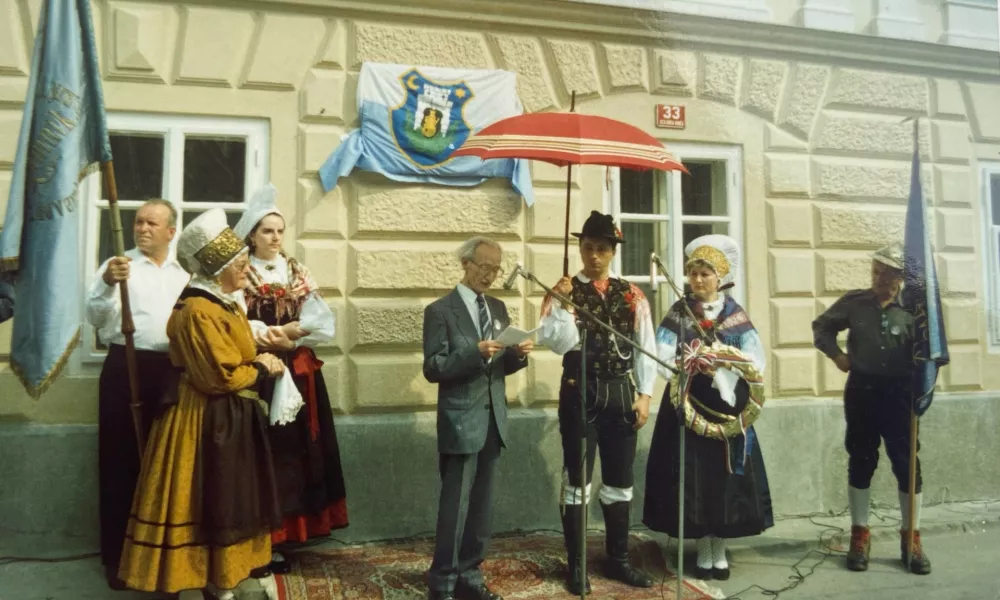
[118,208,288,600]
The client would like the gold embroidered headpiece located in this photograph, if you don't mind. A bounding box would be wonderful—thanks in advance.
[194,228,245,277]
[686,245,730,279]
[177,208,248,277]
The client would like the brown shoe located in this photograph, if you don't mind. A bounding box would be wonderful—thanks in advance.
[846,525,871,572]
[900,530,932,575]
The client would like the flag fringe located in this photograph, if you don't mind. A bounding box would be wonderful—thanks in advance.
[9,327,81,400]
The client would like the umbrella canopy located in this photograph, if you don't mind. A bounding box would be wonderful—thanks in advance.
[451,111,688,172]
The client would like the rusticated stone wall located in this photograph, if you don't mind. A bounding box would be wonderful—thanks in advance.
[1,1,999,422]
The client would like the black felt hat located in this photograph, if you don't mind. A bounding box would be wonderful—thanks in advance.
[571,211,625,244]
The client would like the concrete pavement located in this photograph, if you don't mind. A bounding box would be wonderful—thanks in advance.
[1,500,998,600]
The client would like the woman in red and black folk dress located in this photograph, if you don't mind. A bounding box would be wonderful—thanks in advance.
[234,184,348,574]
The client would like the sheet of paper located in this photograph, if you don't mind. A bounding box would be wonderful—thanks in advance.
[495,325,541,347]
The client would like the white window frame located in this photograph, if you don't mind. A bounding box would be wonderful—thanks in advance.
[981,162,1000,353]
[606,143,744,308]
[74,113,269,366]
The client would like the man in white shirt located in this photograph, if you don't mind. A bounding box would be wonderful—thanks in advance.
[85,199,189,590]
[537,211,656,595]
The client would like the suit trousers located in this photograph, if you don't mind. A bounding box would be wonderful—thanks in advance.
[428,406,503,593]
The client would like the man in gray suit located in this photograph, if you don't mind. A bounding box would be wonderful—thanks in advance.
[423,237,533,600]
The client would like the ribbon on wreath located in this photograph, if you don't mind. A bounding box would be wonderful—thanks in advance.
[681,338,716,375]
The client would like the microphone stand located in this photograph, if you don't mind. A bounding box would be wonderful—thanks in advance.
[648,255,710,599]
[510,266,677,600]
[511,267,679,375]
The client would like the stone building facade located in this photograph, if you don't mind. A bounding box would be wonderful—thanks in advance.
[1,0,999,555]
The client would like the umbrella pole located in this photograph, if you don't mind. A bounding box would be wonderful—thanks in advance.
[562,91,577,278]
[102,161,146,459]
[579,326,587,600]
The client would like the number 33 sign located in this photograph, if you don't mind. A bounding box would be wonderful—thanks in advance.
[656,104,686,129]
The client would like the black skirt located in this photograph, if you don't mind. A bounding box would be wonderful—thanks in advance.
[642,373,774,539]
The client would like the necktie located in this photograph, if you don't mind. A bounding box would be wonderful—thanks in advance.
[476,294,491,340]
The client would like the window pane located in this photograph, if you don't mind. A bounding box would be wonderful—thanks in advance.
[102,134,164,200]
[682,161,727,216]
[620,169,656,214]
[183,136,246,203]
[620,221,669,277]
[683,222,728,250]
[991,173,1000,226]
[98,208,137,264]
[182,210,243,232]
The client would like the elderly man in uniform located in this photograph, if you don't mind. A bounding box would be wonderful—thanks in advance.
[423,236,533,600]
[812,243,931,575]
[85,199,190,589]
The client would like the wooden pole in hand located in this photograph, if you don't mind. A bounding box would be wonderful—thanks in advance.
[102,161,146,458]
[562,90,577,278]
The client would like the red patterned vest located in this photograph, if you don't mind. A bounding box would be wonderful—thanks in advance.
[562,277,637,379]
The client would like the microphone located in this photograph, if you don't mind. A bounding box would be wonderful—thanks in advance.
[503,262,523,290]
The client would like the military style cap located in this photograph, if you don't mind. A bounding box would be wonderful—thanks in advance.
[872,243,904,271]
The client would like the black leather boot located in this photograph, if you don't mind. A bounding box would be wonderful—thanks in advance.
[562,504,592,595]
[601,501,654,588]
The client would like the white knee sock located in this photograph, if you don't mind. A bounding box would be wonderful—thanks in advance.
[259,573,279,600]
[898,491,922,530]
[711,537,728,569]
[696,536,713,569]
[848,486,871,527]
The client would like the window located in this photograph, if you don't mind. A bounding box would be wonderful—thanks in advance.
[607,144,743,316]
[983,163,1000,351]
[78,114,269,362]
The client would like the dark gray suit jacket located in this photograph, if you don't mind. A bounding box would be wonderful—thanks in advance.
[422,289,527,455]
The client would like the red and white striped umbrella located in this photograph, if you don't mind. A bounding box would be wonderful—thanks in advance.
[453,96,688,276]
[452,111,687,172]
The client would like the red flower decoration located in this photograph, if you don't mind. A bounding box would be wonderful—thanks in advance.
[699,319,714,330]
[274,287,286,298]
[623,291,636,307]
[260,284,272,294]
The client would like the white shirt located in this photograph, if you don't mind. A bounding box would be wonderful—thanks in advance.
[237,254,336,348]
[85,248,190,351]
[536,272,657,396]
[456,283,494,338]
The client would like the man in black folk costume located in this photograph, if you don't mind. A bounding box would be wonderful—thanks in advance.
[643,234,773,581]
[538,211,656,595]
[85,199,190,589]
[812,243,931,575]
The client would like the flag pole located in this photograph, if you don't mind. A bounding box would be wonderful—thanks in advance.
[101,161,145,458]
[906,400,918,565]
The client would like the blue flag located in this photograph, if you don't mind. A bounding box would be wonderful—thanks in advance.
[319,63,534,205]
[901,120,949,416]
[0,0,112,397]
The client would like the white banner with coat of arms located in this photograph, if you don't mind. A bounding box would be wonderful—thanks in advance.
[318,63,534,205]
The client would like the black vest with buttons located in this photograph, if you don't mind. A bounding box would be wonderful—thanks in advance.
[562,276,637,379]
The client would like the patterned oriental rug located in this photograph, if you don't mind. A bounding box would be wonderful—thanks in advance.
[275,532,714,600]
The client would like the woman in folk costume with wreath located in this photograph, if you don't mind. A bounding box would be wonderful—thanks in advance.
[233,184,348,575]
[117,208,286,600]
[642,234,773,581]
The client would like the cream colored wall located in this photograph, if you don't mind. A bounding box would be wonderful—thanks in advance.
[1,0,998,425]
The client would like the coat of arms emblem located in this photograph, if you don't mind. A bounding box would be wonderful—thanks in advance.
[390,68,474,168]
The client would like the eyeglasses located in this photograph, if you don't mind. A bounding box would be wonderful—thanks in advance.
[469,260,504,277]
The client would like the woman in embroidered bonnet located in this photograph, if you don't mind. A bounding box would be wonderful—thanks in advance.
[117,208,286,600]
[233,184,348,575]
[642,234,774,581]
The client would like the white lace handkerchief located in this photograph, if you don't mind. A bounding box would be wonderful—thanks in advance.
[270,369,304,426]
